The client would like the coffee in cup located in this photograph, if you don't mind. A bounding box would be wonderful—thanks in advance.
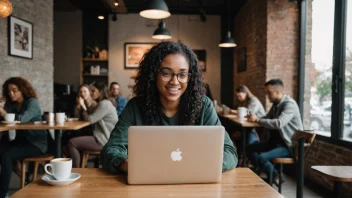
[44,158,72,181]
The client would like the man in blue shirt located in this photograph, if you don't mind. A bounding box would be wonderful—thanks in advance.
[110,82,127,116]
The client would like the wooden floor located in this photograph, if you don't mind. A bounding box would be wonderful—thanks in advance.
[8,162,322,198]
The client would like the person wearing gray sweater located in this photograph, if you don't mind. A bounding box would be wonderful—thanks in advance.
[67,82,118,168]
[246,79,303,183]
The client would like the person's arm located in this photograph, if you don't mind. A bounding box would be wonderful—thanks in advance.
[202,97,238,172]
[17,98,42,122]
[248,98,266,118]
[100,100,134,174]
[81,100,109,124]
[259,102,295,130]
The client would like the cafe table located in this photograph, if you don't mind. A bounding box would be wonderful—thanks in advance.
[311,166,352,198]
[0,121,90,158]
[11,168,283,198]
[219,114,262,167]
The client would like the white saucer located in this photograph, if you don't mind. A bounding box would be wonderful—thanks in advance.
[42,173,81,186]
[0,121,20,126]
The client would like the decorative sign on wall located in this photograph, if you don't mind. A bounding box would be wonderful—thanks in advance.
[193,49,207,72]
[124,42,156,69]
[8,16,33,59]
[237,47,246,73]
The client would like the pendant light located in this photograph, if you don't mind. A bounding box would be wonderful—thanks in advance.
[219,0,236,48]
[140,0,171,19]
[152,20,172,40]
[0,0,12,18]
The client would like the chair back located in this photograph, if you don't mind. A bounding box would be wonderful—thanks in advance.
[291,130,316,160]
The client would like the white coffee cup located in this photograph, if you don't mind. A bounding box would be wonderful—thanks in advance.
[55,113,66,124]
[4,113,15,122]
[238,107,248,120]
[45,158,72,181]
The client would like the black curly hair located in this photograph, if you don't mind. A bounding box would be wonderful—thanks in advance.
[133,41,206,125]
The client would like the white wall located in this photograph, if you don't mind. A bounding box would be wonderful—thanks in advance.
[109,14,221,101]
[54,11,82,89]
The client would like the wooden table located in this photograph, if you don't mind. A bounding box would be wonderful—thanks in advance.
[220,114,262,167]
[0,121,90,157]
[312,166,352,198]
[11,168,283,198]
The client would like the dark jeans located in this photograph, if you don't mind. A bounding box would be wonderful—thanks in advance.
[0,137,42,198]
[246,141,291,179]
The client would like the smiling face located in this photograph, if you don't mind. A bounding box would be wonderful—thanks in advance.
[235,92,246,102]
[156,54,190,106]
[91,86,101,101]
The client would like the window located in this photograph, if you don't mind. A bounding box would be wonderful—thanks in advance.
[343,0,352,142]
[304,0,335,137]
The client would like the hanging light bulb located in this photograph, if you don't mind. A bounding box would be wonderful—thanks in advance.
[0,0,13,18]
[219,31,237,47]
[152,20,172,40]
[140,0,171,19]
[219,0,236,48]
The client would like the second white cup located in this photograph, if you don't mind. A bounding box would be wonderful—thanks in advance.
[238,107,248,120]
[55,113,66,124]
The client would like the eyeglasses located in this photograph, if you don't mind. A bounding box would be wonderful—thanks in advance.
[157,69,191,84]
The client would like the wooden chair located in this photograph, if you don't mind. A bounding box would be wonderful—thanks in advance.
[271,130,316,194]
[81,151,100,168]
[21,154,54,188]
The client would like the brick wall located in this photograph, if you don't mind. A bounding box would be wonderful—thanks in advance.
[233,0,267,106]
[266,0,299,109]
[0,0,53,112]
[234,0,299,110]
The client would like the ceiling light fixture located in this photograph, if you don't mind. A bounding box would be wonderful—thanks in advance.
[140,0,171,19]
[98,16,104,20]
[114,0,118,6]
[152,20,172,40]
[0,0,13,18]
[219,0,236,48]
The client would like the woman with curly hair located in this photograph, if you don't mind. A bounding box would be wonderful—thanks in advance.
[101,41,238,173]
[0,77,47,198]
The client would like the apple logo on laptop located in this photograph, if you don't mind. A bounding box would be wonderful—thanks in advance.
[171,148,182,161]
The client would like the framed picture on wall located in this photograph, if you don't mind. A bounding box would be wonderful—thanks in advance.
[237,47,246,73]
[8,16,33,59]
[193,50,207,72]
[124,42,156,69]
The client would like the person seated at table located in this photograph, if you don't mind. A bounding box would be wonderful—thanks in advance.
[100,41,238,174]
[246,79,303,183]
[0,77,47,198]
[109,82,127,116]
[66,82,118,168]
[63,84,98,143]
[235,85,266,144]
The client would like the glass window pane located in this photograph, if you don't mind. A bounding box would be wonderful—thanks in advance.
[304,0,335,137]
[343,0,352,142]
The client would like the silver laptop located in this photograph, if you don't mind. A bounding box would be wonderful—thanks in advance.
[128,126,224,185]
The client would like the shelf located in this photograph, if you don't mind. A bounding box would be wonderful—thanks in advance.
[83,74,108,77]
[82,58,108,61]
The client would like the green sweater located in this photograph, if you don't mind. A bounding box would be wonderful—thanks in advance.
[3,98,47,153]
[101,96,238,174]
